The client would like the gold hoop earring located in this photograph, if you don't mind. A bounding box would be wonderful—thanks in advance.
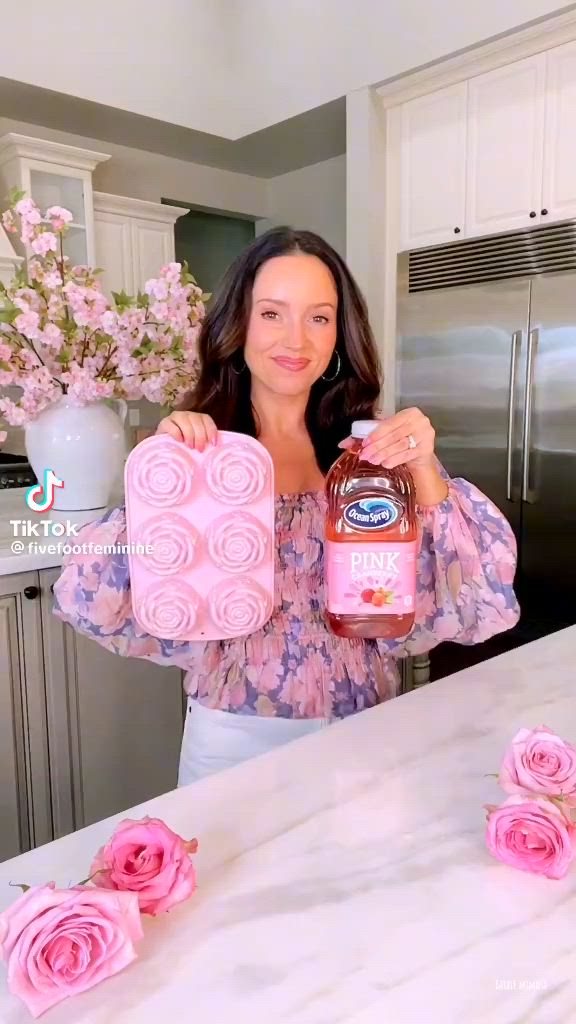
[321,351,341,382]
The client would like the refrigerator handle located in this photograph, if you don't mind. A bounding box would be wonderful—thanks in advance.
[506,330,521,501]
[522,328,539,503]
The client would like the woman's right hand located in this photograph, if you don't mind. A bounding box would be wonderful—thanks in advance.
[155,411,217,451]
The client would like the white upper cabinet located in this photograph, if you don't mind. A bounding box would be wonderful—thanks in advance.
[93,193,187,299]
[465,55,546,238]
[399,83,468,251]
[396,39,576,251]
[542,40,576,223]
[93,208,134,296]
[131,217,179,290]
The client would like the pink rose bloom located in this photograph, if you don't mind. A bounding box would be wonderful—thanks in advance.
[90,816,198,915]
[0,882,143,1018]
[486,795,576,879]
[499,725,576,805]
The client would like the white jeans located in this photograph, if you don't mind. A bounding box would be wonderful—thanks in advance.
[177,697,330,786]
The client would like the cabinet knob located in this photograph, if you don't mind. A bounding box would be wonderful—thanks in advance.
[529,211,537,218]
[454,227,461,234]
[541,208,548,216]
[23,585,39,600]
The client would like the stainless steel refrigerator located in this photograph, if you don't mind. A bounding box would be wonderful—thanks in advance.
[396,221,576,678]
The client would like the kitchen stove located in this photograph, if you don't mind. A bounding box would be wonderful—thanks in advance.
[0,454,37,490]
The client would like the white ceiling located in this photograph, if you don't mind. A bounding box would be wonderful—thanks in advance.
[0,0,572,175]
[229,0,575,136]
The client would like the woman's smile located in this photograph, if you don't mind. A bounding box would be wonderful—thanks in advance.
[271,355,311,372]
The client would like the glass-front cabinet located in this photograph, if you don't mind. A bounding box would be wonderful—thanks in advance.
[0,133,110,267]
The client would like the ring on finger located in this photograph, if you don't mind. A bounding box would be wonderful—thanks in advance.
[407,433,417,449]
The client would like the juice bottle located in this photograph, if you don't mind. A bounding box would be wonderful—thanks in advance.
[325,420,418,639]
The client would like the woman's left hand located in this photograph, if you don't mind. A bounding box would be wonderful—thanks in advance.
[340,408,436,469]
[339,409,450,505]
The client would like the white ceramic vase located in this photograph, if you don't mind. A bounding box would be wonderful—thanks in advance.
[24,396,128,519]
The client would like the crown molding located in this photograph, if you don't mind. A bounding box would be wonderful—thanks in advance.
[93,192,188,223]
[0,132,111,171]
[376,8,576,108]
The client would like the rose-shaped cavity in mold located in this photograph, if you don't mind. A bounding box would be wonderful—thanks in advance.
[137,580,200,639]
[204,443,268,505]
[206,512,269,574]
[130,442,195,507]
[208,577,272,636]
[135,513,199,576]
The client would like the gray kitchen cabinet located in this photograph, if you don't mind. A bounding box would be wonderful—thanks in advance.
[0,567,185,861]
[39,567,185,838]
[0,572,52,861]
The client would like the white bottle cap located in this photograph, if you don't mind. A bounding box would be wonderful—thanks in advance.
[351,420,379,439]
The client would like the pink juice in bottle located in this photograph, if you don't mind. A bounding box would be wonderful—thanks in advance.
[325,420,418,639]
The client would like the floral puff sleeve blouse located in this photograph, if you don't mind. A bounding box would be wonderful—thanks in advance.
[52,473,520,720]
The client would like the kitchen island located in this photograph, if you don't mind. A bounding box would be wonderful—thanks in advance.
[0,627,575,1023]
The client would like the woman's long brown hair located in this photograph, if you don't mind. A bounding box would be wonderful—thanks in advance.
[177,227,382,474]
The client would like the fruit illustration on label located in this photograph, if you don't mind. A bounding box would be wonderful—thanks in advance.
[361,587,394,606]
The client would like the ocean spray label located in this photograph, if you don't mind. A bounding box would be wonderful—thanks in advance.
[342,497,400,531]
[325,540,417,615]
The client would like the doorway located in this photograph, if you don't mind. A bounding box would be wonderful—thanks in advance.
[164,205,256,298]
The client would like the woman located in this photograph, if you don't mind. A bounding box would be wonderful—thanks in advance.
[52,227,520,785]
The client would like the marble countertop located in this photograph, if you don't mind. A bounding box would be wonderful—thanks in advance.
[0,486,125,576]
[1,626,575,1022]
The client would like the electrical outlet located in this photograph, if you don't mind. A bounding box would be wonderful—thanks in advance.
[128,409,140,427]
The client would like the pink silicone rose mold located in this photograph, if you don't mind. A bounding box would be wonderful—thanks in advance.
[204,443,267,505]
[131,443,195,506]
[206,512,268,574]
[135,513,198,576]
[207,577,271,635]
[137,580,200,639]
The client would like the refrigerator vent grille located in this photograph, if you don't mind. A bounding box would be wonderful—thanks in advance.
[408,220,576,292]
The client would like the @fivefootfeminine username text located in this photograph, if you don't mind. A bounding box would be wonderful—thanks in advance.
[10,540,154,556]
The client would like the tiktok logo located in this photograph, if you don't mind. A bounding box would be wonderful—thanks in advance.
[25,469,64,513]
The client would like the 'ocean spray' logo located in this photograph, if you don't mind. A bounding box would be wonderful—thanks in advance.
[343,497,399,531]
[25,469,64,513]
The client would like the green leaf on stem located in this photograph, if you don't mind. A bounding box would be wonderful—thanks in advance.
[136,291,149,308]
[201,292,211,303]
[13,266,29,289]
[181,261,197,286]
[133,334,155,356]
[0,300,19,324]
[74,868,108,888]
[112,290,135,312]
[7,186,26,206]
